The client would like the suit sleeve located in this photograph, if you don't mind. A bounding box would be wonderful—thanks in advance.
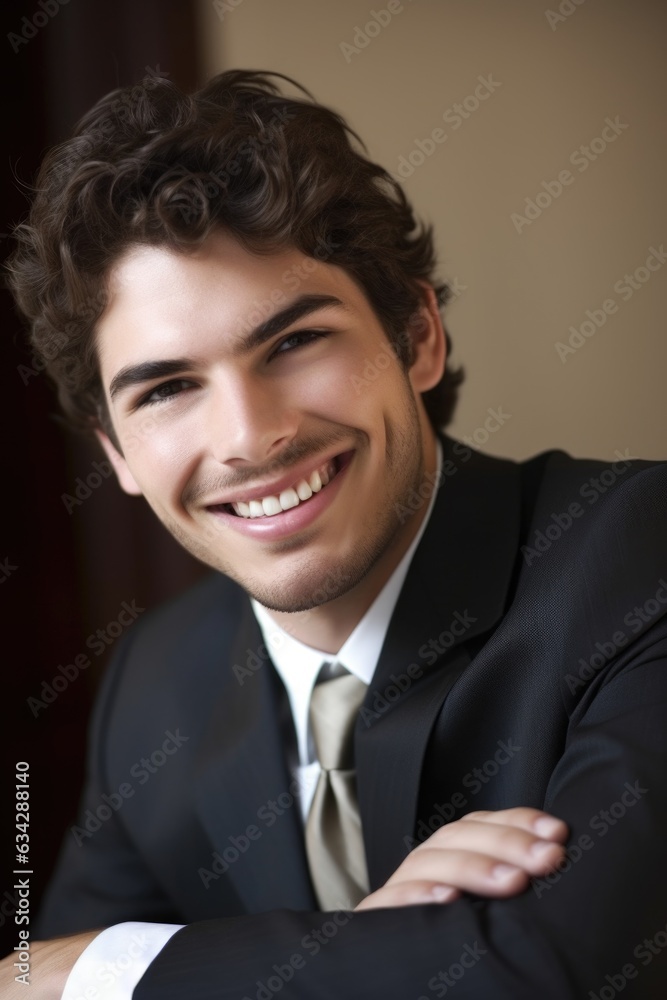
[36,633,184,937]
[132,606,667,999]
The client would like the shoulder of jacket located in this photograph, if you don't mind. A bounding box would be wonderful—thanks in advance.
[88,572,246,733]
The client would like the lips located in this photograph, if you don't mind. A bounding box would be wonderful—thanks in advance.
[231,458,338,518]
[207,451,352,519]
[205,450,353,539]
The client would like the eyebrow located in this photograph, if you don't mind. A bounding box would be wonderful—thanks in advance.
[108,293,346,401]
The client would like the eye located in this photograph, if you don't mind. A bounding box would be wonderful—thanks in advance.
[138,378,195,407]
[272,330,328,356]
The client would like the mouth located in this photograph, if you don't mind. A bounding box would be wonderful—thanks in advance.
[208,451,353,520]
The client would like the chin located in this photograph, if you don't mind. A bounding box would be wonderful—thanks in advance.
[245,581,346,615]
[250,544,387,615]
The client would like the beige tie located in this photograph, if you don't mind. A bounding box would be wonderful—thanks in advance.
[305,670,370,910]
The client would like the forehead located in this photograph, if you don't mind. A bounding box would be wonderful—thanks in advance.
[105,229,308,301]
[96,230,366,379]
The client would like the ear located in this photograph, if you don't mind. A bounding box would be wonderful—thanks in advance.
[407,283,447,393]
[95,429,143,496]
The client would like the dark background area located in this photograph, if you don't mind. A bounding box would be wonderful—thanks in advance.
[1,0,208,957]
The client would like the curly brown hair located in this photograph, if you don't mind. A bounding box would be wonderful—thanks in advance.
[7,68,463,445]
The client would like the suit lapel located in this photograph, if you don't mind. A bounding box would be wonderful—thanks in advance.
[194,599,316,912]
[357,435,523,888]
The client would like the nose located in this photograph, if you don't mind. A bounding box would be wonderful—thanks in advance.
[205,370,300,467]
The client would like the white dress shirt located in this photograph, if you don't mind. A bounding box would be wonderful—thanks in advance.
[61,440,442,999]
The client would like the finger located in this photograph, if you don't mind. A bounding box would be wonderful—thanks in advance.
[421,820,566,875]
[387,846,533,896]
[355,881,461,912]
[464,808,569,841]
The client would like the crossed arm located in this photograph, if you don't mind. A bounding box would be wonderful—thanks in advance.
[11,634,667,1000]
[0,807,569,999]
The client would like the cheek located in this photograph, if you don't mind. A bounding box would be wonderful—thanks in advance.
[120,419,197,503]
[294,348,404,419]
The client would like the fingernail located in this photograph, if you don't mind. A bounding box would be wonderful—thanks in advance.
[492,864,521,880]
[430,885,456,902]
[534,817,562,838]
[531,840,558,858]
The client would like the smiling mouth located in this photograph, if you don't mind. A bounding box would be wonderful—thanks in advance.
[211,453,349,519]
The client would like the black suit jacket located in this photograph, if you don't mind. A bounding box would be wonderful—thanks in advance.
[37,434,667,998]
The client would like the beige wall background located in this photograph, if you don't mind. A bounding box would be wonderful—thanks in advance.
[197,0,666,461]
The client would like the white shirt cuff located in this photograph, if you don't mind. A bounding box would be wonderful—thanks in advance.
[61,921,184,999]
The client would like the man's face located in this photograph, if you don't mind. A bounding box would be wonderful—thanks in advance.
[96,230,444,614]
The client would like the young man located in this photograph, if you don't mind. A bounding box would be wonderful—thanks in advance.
[5,70,667,998]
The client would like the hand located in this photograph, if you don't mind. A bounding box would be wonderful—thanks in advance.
[355,807,568,911]
[1,929,100,999]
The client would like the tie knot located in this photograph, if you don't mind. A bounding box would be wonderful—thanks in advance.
[309,672,367,771]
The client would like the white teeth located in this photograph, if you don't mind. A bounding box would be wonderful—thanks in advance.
[279,488,300,510]
[295,480,313,501]
[261,496,282,516]
[309,470,322,493]
[230,459,338,519]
